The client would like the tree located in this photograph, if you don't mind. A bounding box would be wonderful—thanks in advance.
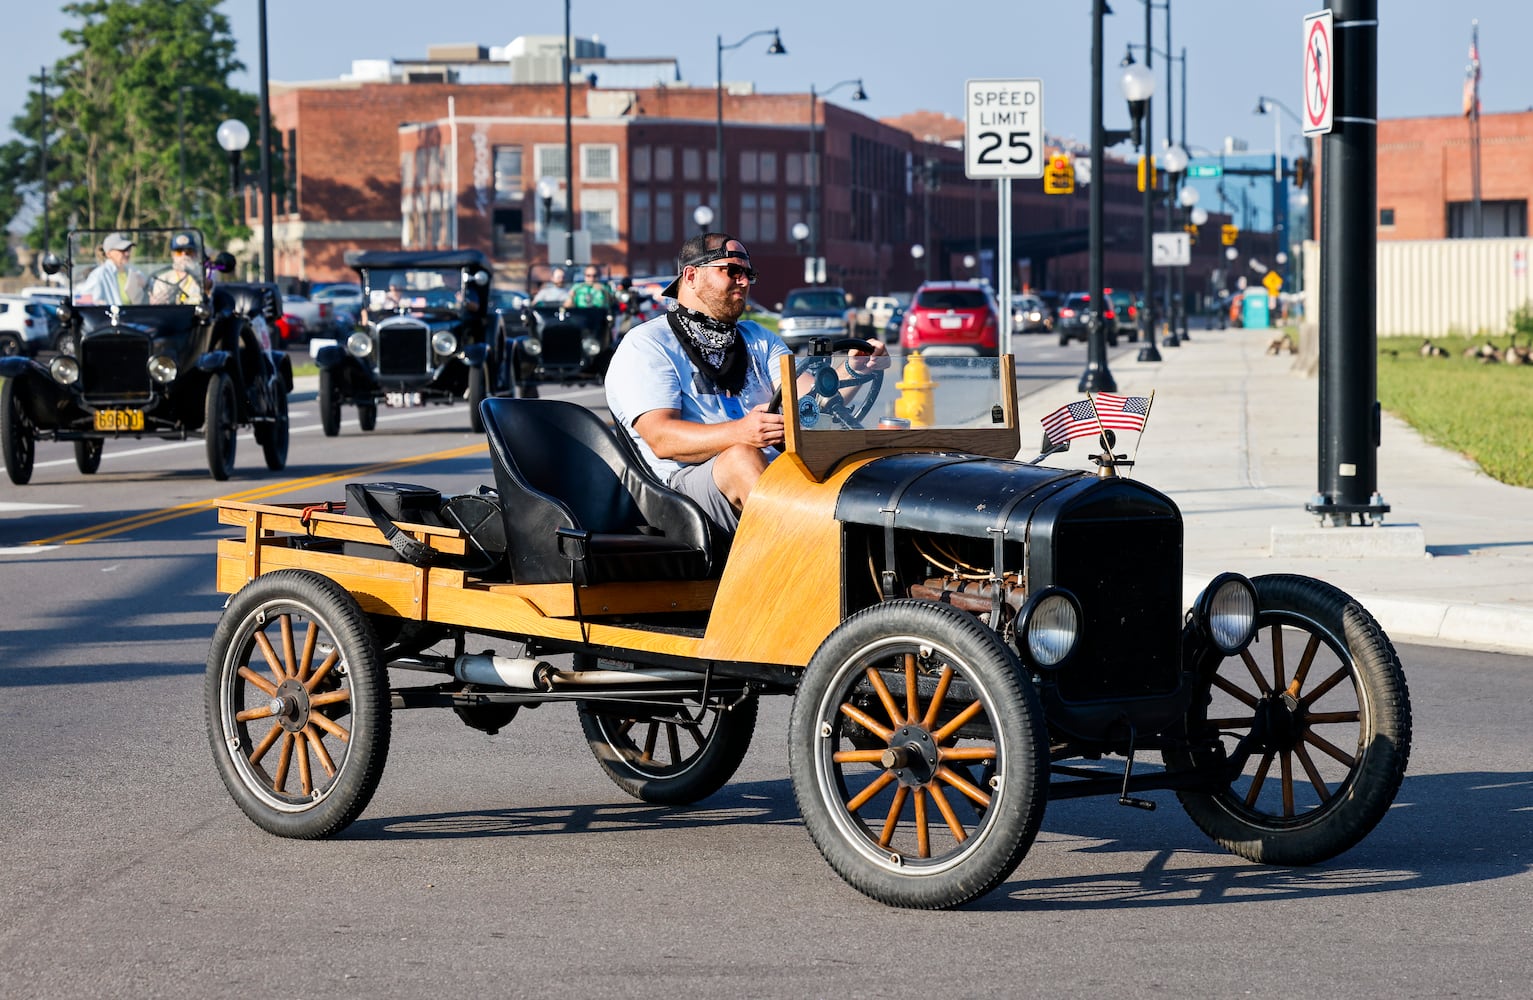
[0,0,268,261]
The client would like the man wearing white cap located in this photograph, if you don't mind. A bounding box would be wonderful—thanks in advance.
[76,232,149,306]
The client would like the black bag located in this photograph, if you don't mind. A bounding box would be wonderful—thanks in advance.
[344,482,506,575]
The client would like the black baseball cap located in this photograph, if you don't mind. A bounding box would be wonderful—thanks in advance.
[661,244,753,298]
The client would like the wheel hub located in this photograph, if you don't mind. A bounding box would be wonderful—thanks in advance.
[1252,692,1305,753]
[269,678,311,733]
[882,724,940,787]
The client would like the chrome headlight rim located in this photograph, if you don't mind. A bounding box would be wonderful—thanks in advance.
[1017,586,1082,671]
[1194,572,1259,655]
[431,330,458,356]
[49,355,80,385]
[346,331,374,358]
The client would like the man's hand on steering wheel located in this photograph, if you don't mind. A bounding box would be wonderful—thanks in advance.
[767,338,888,427]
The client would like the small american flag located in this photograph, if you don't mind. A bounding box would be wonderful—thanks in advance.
[1039,399,1102,445]
[1039,393,1153,446]
[1092,392,1152,433]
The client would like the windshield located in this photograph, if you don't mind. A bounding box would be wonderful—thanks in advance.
[783,290,847,314]
[67,228,208,307]
[794,352,1008,433]
[365,268,466,311]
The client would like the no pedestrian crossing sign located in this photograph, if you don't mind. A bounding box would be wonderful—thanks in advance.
[1303,10,1334,136]
[965,79,1044,180]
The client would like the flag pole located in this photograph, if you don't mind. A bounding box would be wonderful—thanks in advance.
[1125,390,1156,478]
[1086,393,1116,476]
[1468,19,1483,237]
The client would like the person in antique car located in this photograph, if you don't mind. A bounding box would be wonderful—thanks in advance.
[605,232,886,532]
[564,265,614,309]
[149,231,205,305]
[532,267,568,305]
[75,232,149,305]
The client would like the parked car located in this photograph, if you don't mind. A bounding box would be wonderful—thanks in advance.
[856,293,908,336]
[1035,289,1064,325]
[1104,287,1139,342]
[501,263,618,399]
[0,295,56,357]
[310,282,365,320]
[1012,293,1052,333]
[778,286,854,352]
[315,249,502,435]
[0,228,292,483]
[899,281,1000,355]
[1055,292,1115,346]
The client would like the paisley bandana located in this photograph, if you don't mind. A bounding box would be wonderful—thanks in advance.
[666,303,747,395]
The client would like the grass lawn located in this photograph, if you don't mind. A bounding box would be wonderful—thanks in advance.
[1377,334,1533,487]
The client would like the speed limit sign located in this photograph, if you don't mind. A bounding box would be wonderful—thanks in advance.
[965,79,1044,180]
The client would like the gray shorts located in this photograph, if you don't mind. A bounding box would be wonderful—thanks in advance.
[668,458,739,532]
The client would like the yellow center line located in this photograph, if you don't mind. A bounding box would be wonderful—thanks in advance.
[27,442,489,546]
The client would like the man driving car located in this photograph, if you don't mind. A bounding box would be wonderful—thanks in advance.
[150,231,205,305]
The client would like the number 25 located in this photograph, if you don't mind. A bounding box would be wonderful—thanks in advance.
[977,131,1033,165]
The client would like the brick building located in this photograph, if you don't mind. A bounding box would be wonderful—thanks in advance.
[1376,109,1532,240]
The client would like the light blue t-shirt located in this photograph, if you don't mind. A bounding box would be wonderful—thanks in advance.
[605,311,792,483]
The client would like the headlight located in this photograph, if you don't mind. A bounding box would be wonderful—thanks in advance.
[346,332,374,358]
[50,356,79,385]
[1194,573,1258,654]
[582,337,601,357]
[522,337,542,357]
[1017,587,1081,669]
[431,331,458,355]
[147,355,177,384]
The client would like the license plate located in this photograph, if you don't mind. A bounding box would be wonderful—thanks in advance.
[384,392,423,408]
[939,316,963,329]
[93,409,144,432]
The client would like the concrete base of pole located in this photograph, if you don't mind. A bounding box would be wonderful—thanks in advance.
[1270,523,1427,559]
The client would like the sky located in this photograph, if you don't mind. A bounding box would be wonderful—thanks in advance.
[4,1,1528,174]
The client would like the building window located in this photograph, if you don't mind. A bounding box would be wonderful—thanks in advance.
[683,148,702,181]
[706,150,718,183]
[493,207,525,259]
[683,191,703,232]
[632,146,651,182]
[739,193,759,241]
[785,153,803,186]
[759,192,777,243]
[1379,207,1395,228]
[1447,200,1528,238]
[655,191,675,244]
[582,188,619,244]
[759,152,776,184]
[633,191,651,244]
[740,151,758,184]
[786,193,805,241]
[534,144,567,184]
[582,143,618,182]
[655,146,674,182]
[493,146,523,203]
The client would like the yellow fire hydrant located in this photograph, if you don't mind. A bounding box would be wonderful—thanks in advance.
[893,351,937,427]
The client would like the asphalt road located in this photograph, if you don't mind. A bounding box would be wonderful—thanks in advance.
[2,344,1530,998]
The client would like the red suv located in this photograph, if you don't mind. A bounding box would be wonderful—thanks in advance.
[899,281,999,355]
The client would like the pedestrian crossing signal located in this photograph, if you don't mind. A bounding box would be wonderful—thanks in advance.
[1044,153,1075,195]
[1221,224,1239,246]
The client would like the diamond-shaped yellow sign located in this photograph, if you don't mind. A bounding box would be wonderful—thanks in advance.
[1262,271,1283,296]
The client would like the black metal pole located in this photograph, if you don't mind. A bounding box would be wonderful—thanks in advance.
[257,0,274,282]
[1177,47,1189,340]
[177,87,188,227]
[715,36,724,231]
[38,67,49,255]
[564,0,574,264]
[1140,0,1158,348]
[808,87,818,263]
[1309,0,1386,525]
[1079,0,1116,393]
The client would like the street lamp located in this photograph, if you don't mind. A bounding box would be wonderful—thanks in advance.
[693,203,715,234]
[1256,95,1305,289]
[807,78,866,265]
[715,28,786,231]
[216,118,252,225]
[1161,142,1189,345]
[910,243,927,284]
[1120,47,1160,363]
[1080,0,1116,393]
[536,175,563,263]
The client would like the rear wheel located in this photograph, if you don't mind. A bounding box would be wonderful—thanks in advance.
[74,438,103,474]
[1,377,36,485]
[0,333,22,357]
[357,400,377,432]
[1165,575,1412,865]
[318,369,341,437]
[467,364,488,433]
[204,372,237,481]
[261,381,290,470]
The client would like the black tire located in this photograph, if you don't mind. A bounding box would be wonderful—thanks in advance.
[74,438,103,475]
[2,377,36,485]
[204,372,238,481]
[1057,335,1069,347]
[261,381,290,471]
[577,672,758,805]
[318,369,341,438]
[789,599,1049,909]
[357,400,377,432]
[1164,574,1412,866]
[0,334,21,357]
[519,380,540,399]
[467,364,488,434]
[205,570,390,839]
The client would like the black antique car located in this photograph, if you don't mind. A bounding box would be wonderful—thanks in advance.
[0,228,292,483]
[500,263,617,398]
[316,250,499,434]
[205,347,1411,909]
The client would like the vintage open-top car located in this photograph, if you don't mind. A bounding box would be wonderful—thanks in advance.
[205,343,1411,909]
[316,250,500,434]
[500,263,618,398]
[0,228,292,483]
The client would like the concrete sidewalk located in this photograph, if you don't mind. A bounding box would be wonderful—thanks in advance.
[1021,325,1533,655]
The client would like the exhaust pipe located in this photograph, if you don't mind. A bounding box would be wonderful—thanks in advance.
[453,655,703,692]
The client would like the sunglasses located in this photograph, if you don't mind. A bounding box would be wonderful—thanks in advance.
[696,262,758,284]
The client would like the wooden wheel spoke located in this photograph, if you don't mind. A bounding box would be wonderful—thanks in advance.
[309,710,350,743]
[832,749,889,765]
[920,666,955,729]
[1294,742,1330,801]
[308,689,351,709]
[680,721,706,748]
[666,723,682,764]
[931,699,984,743]
[1239,647,1273,694]
[863,667,903,727]
[1244,752,1274,807]
[297,621,319,683]
[845,769,896,812]
[1304,710,1360,725]
[280,614,298,686]
[304,649,340,692]
[255,631,288,687]
[1303,729,1357,768]
[1280,750,1295,817]
[1213,672,1261,708]
[1300,665,1351,708]
[937,745,995,763]
[839,702,894,742]
[936,765,991,808]
[1285,633,1321,697]
[641,721,659,762]
[237,665,278,698]
[927,781,968,844]
[904,653,920,726]
[878,785,909,848]
[249,721,283,766]
[296,729,313,796]
[272,733,295,791]
[1270,624,1287,691]
[914,787,930,858]
[302,725,337,777]
[235,704,276,723]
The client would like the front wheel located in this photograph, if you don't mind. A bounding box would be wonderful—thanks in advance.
[1164,574,1412,866]
[789,599,1049,909]
[204,372,237,481]
[74,438,103,475]
[205,570,391,838]
[1,377,36,485]
[318,369,341,437]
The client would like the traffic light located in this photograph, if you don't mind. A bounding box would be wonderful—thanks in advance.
[1044,153,1075,195]
[1136,154,1157,193]
[1184,222,1199,245]
[1221,223,1239,246]
[1293,156,1310,189]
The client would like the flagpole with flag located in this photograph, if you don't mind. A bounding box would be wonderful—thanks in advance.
[1465,19,1483,237]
